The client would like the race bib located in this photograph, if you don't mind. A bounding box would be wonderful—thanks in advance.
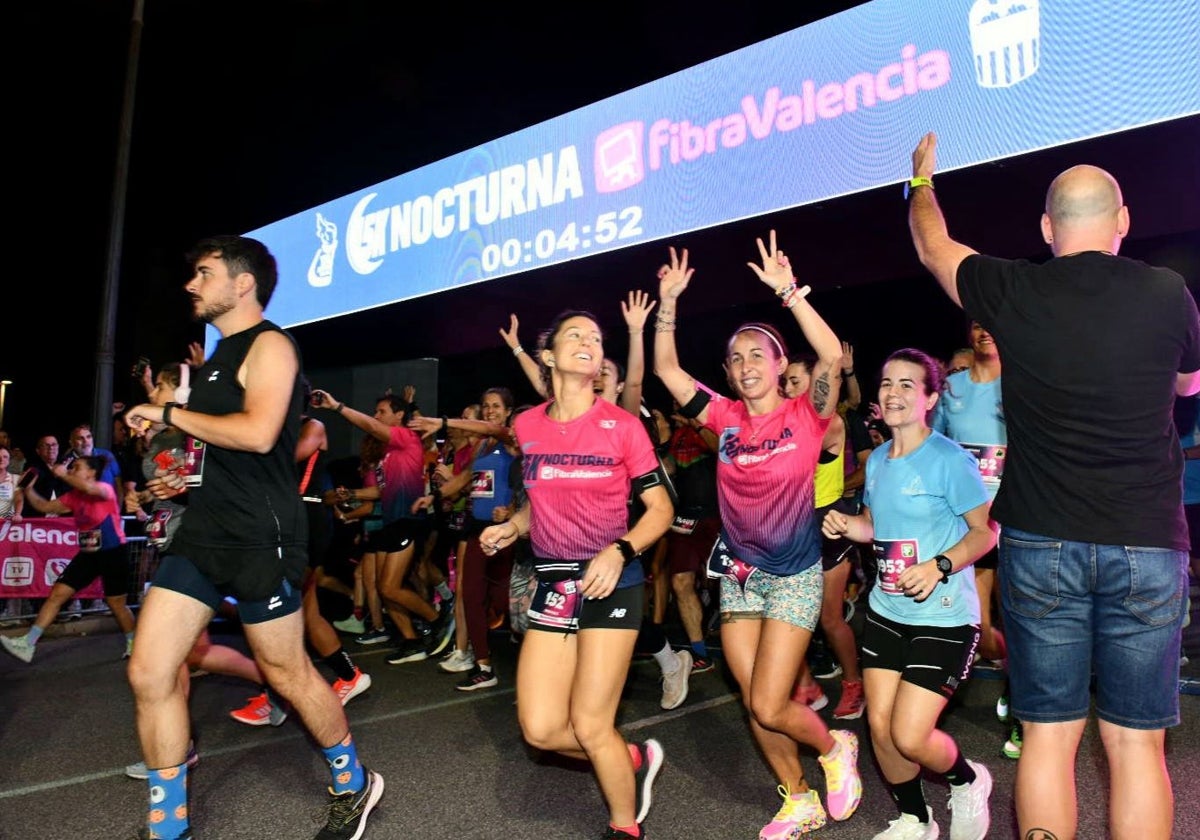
[961,443,1005,483]
[182,437,206,487]
[706,537,756,591]
[530,579,581,630]
[670,515,697,535]
[873,538,920,595]
[446,511,466,532]
[145,508,174,548]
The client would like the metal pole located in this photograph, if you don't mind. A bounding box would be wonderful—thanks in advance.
[0,380,10,429]
[92,0,145,448]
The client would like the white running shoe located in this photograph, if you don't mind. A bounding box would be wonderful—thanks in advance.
[660,649,692,710]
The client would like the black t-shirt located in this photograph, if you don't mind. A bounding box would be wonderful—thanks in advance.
[170,320,309,599]
[958,251,1200,549]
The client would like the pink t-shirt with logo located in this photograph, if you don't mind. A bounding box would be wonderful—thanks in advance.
[702,385,828,575]
[62,483,126,551]
[516,398,658,561]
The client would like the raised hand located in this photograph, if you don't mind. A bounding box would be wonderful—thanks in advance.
[621,289,657,331]
[747,229,807,298]
[912,131,937,180]
[657,246,694,302]
[841,341,855,372]
[186,342,206,368]
[498,313,522,350]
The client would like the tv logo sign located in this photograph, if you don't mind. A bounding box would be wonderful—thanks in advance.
[2,556,34,587]
[593,122,645,192]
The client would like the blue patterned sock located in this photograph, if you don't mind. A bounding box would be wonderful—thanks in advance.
[321,733,365,794]
[147,761,189,839]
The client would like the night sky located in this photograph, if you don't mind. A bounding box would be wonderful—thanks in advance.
[6,1,1197,453]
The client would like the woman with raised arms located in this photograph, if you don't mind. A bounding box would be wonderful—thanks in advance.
[652,233,862,839]
[478,310,674,840]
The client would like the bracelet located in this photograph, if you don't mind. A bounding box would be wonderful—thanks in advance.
[774,280,798,299]
[512,346,525,357]
[842,369,855,377]
[335,402,345,414]
[782,284,812,309]
[439,415,449,435]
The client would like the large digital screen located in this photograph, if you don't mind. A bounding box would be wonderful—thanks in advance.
[248,0,1200,330]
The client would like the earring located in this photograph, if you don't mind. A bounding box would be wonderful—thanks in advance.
[546,358,555,368]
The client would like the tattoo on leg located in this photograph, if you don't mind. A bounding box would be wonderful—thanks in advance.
[812,374,831,414]
[1024,830,1060,840]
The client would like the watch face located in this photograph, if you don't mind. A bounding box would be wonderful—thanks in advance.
[937,556,953,574]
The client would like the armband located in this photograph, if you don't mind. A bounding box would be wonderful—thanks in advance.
[631,470,663,495]
[678,389,711,420]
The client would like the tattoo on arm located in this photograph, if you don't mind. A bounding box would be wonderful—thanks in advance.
[1025,830,1060,840]
[812,373,831,414]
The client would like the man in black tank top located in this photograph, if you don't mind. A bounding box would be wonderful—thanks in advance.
[124,236,382,840]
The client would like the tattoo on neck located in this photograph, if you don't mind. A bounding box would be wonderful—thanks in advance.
[1025,830,1060,840]
[812,374,831,414]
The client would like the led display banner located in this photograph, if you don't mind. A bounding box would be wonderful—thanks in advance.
[248,0,1199,330]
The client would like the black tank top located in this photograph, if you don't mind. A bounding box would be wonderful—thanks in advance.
[171,320,308,598]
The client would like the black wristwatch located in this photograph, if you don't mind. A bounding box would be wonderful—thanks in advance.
[934,554,953,583]
[614,538,637,563]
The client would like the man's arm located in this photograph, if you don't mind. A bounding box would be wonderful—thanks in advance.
[908,132,978,308]
[125,331,298,454]
[312,390,394,442]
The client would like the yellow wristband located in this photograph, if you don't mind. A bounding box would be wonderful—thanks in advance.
[904,176,934,199]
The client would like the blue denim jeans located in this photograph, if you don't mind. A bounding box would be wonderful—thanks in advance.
[999,527,1186,729]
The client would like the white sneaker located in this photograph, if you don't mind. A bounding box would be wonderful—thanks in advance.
[872,807,939,839]
[660,649,693,710]
[947,761,992,840]
[1,634,35,663]
[438,648,475,673]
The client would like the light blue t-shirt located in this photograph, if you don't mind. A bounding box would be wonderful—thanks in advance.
[932,370,1005,501]
[864,431,988,627]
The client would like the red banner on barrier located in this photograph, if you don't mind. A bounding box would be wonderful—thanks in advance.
[0,519,103,598]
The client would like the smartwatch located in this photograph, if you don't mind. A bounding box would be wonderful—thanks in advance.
[614,538,637,563]
[934,554,953,583]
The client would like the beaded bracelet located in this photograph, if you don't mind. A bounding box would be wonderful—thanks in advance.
[512,346,526,357]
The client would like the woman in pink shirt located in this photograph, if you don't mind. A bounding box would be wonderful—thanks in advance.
[652,233,862,840]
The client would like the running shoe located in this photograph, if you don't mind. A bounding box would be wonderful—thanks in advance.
[871,808,939,839]
[995,693,1010,723]
[332,669,372,705]
[125,743,199,780]
[354,626,390,645]
[386,638,428,665]
[689,655,715,674]
[819,730,862,821]
[229,691,288,726]
[813,661,844,680]
[314,767,384,840]
[660,649,692,710]
[1,634,34,663]
[438,648,475,673]
[1002,722,1023,760]
[759,785,827,839]
[333,615,366,635]
[791,682,828,712]
[456,665,498,691]
[833,680,865,720]
[427,601,456,657]
[947,761,992,840]
[123,636,135,660]
[633,738,664,824]
[601,828,641,839]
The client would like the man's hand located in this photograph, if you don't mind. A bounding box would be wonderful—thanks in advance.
[912,131,937,180]
[841,341,856,374]
[311,389,337,410]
